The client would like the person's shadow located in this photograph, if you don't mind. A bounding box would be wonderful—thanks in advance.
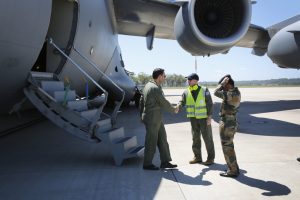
[161,168,212,186]
[237,169,291,196]
[201,163,291,196]
[162,163,291,196]
[161,164,225,186]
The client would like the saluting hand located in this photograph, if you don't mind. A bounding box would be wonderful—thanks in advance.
[221,77,229,86]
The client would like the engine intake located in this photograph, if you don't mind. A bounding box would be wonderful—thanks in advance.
[174,0,251,56]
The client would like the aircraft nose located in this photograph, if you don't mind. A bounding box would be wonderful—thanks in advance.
[267,24,300,68]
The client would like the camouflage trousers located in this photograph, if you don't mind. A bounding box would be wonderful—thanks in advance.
[219,120,239,174]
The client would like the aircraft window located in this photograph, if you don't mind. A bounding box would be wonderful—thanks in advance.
[115,66,118,72]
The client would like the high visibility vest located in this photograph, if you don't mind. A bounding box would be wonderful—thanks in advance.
[186,86,208,119]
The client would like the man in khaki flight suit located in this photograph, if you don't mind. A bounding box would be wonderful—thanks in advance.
[140,68,178,170]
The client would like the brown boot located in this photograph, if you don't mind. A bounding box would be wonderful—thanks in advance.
[220,170,239,178]
[202,159,214,166]
[189,157,202,164]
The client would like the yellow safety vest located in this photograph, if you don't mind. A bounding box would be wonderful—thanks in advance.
[186,86,208,119]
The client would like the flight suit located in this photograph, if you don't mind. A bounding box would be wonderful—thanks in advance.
[214,84,241,174]
[140,81,175,166]
[178,85,215,162]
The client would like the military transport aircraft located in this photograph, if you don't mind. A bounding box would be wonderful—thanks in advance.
[0,0,299,164]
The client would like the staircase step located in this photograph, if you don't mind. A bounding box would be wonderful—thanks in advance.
[88,95,106,108]
[114,136,138,152]
[23,87,99,143]
[107,127,125,141]
[80,109,98,121]
[31,71,55,79]
[95,118,112,133]
[51,90,76,102]
[127,146,144,157]
[96,127,124,142]
[41,81,64,93]
[67,100,88,111]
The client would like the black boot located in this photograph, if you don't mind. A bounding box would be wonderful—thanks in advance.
[160,162,177,169]
[143,164,159,170]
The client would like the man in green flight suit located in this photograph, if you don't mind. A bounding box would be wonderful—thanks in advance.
[140,68,178,170]
[214,74,241,178]
[177,73,215,165]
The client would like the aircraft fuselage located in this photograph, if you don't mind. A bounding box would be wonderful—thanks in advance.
[0,0,136,115]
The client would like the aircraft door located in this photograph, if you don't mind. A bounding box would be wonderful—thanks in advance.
[46,0,78,74]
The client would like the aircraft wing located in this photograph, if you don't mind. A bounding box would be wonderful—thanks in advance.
[236,15,300,56]
[112,0,269,55]
[236,24,270,56]
[111,0,181,39]
[111,0,300,68]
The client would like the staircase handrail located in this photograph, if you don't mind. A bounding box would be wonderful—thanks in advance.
[48,38,108,131]
[73,46,125,124]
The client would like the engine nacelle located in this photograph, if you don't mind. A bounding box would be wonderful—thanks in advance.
[174,0,251,56]
[267,21,300,69]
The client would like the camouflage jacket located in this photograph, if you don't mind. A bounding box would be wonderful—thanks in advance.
[214,84,241,121]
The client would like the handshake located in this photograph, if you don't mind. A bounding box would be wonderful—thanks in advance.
[173,104,180,114]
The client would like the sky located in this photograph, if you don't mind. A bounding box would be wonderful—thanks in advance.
[118,0,300,81]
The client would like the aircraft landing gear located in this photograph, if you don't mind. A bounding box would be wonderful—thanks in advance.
[133,86,142,108]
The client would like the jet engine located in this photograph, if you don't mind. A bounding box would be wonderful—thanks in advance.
[267,21,300,69]
[174,0,251,56]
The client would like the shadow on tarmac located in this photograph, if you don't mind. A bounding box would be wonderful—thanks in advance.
[162,168,213,186]
[237,170,291,196]
[128,99,300,137]
[211,100,300,137]
[0,102,294,199]
[162,163,291,197]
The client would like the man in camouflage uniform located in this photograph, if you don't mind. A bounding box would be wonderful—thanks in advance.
[214,74,241,177]
[140,68,178,170]
[177,73,215,165]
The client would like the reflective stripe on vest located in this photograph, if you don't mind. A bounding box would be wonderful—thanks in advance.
[186,87,208,119]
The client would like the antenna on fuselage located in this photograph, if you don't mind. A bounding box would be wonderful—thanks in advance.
[194,56,198,73]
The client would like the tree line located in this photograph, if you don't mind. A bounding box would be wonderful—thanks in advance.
[131,73,187,87]
[130,73,300,87]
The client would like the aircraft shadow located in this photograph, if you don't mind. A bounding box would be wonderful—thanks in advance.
[0,103,294,200]
[122,100,300,137]
[212,100,300,137]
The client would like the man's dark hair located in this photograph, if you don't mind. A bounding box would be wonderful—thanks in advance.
[152,68,165,79]
[218,74,235,87]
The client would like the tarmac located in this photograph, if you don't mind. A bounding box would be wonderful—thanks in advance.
[0,87,300,200]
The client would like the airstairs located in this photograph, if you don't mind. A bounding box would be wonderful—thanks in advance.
[23,38,144,165]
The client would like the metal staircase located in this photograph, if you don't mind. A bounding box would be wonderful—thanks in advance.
[23,38,144,165]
